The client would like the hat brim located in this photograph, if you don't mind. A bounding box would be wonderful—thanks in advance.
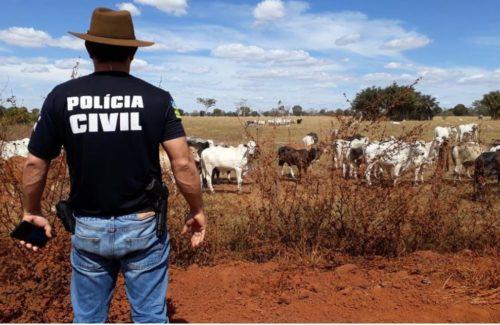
[68,32,154,47]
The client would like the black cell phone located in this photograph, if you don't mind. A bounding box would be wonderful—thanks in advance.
[10,221,49,248]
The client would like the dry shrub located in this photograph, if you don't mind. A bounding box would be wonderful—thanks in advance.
[0,113,498,270]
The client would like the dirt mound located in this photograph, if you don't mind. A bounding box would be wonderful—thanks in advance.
[0,238,498,323]
[167,256,499,323]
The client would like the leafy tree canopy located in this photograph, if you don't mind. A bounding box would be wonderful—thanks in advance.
[352,83,441,121]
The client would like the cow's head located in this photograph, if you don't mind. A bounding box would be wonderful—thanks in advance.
[245,140,258,156]
[308,147,321,163]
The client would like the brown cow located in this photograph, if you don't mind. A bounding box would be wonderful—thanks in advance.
[473,151,500,201]
[278,146,321,178]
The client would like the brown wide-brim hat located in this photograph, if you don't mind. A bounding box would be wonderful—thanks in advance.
[69,7,154,47]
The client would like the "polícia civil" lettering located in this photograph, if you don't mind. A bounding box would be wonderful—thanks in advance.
[66,95,144,134]
[67,95,144,111]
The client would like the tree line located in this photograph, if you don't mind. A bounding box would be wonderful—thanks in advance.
[352,84,499,120]
[0,105,40,124]
[191,88,499,120]
[1,88,498,124]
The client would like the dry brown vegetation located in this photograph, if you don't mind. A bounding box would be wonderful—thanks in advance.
[0,115,499,322]
[1,116,498,265]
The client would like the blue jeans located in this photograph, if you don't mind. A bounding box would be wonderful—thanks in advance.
[70,213,170,323]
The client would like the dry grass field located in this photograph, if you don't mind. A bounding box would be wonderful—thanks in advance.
[181,115,499,145]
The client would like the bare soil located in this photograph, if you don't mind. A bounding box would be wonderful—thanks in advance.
[1,236,498,323]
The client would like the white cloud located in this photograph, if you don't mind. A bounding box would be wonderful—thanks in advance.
[21,65,49,73]
[237,66,352,83]
[134,0,187,16]
[0,27,83,50]
[116,2,142,16]
[254,0,285,22]
[182,66,211,74]
[132,58,148,70]
[211,43,320,65]
[382,36,431,51]
[385,62,401,69]
[0,27,49,47]
[458,74,486,83]
[54,58,91,70]
[251,10,432,57]
[0,56,91,83]
[362,72,414,82]
[141,41,198,53]
[136,25,245,53]
[335,33,361,46]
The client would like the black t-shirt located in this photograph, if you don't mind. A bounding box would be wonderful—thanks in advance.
[28,71,185,216]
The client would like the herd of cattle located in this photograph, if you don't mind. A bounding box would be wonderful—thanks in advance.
[173,122,498,200]
[1,121,498,200]
[245,117,303,127]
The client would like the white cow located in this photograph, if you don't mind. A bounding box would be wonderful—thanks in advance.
[332,139,349,170]
[0,138,30,160]
[302,132,319,147]
[457,123,479,142]
[268,118,292,126]
[341,137,369,179]
[201,140,257,193]
[434,126,457,141]
[365,140,434,185]
[410,140,442,183]
[332,136,368,175]
[451,142,483,180]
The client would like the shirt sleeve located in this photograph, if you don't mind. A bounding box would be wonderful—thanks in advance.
[28,90,63,160]
[161,94,186,142]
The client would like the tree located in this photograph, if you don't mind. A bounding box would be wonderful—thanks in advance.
[276,100,287,116]
[474,91,500,119]
[196,97,216,116]
[30,108,40,120]
[236,99,251,116]
[3,106,33,124]
[351,83,441,121]
[292,105,303,116]
[212,108,225,116]
[240,106,251,116]
[251,111,259,117]
[451,104,470,116]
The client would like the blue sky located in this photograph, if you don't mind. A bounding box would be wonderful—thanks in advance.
[0,0,499,111]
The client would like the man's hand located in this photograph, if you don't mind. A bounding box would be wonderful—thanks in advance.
[19,213,52,252]
[181,210,206,248]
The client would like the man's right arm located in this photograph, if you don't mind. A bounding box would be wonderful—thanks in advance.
[161,137,206,248]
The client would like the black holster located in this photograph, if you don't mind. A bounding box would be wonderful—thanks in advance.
[145,178,169,238]
[56,200,75,234]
